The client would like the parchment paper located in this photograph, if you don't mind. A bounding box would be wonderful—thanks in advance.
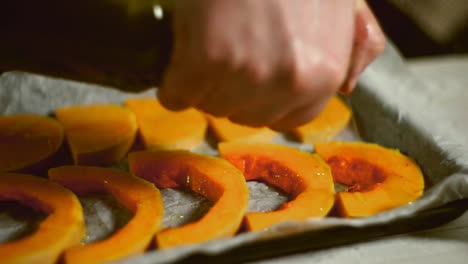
[1,43,467,264]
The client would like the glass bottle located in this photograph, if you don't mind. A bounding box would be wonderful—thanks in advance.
[1,0,172,92]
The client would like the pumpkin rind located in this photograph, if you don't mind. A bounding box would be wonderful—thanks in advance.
[0,114,64,172]
[48,166,164,264]
[0,172,85,264]
[206,115,277,143]
[124,98,207,150]
[218,142,335,231]
[315,141,425,217]
[128,150,249,249]
[291,96,351,143]
[55,104,137,166]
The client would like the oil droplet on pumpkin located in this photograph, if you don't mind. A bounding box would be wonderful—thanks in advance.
[81,235,90,244]
[170,214,184,222]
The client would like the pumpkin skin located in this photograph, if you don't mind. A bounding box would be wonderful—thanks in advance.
[48,166,164,264]
[291,96,351,143]
[314,142,425,217]
[55,104,137,166]
[128,150,249,249]
[124,98,207,150]
[0,114,64,172]
[218,142,335,231]
[205,115,277,143]
[0,172,85,264]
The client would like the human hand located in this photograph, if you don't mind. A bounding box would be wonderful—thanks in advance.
[341,0,386,94]
[159,0,385,130]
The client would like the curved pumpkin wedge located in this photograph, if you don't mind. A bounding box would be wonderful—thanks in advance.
[48,166,164,264]
[0,114,63,172]
[128,150,248,249]
[0,172,84,264]
[291,96,351,143]
[55,104,137,166]
[315,142,425,218]
[124,98,207,150]
[206,115,277,143]
[218,142,335,231]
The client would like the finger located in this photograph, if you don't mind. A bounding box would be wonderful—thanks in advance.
[195,63,270,117]
[226,91,291,128]
[158,9,193,110]
[158,66,196,111]
[160,63,227,112]
[268,93,333,131]
[226,58,343,128]
[340,0,386,95]
[195,81,241,117]
[159,11,219,111]
[193,66,241,117]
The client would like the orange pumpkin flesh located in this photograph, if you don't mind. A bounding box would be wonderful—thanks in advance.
[55,104,137,166]
[48,166,164,264]
[315,142,425,217]
[205,115,277,143]
[291,96,351,143]
[124,98,207,150]
[0,172,84,264]
[128,150,249,249]
[0,114,64,172]
[218,142,335,231]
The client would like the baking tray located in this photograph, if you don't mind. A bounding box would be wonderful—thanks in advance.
[1,43,468,264]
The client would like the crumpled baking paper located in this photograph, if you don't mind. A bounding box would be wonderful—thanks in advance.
[0,43,467,264]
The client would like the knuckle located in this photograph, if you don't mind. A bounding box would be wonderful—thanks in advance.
[279,50,312,97]
[285,53,346,97]
[360,14,386,59]
[201,37,234,69]
[244,61,272,86]
[368,30,386,57]
[204,46,230,68]
[321,57,347,89]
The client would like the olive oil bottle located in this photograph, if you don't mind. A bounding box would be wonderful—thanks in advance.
[1,0,172,92]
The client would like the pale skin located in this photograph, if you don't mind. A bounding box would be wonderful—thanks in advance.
[159,0,385,130]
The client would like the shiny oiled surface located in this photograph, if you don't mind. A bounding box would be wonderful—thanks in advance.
[251,55,468,264]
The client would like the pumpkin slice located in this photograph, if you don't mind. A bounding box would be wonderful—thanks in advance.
[0,114,64,172]
[48,166,164,264]
[291,96,351,143]
[205,115,277,143]
[124,98,207,150]
[55,104,137,166]
[128,150,249,249]
[315,141,425,217]
[218,142,335,231]
[0,172,84,264]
